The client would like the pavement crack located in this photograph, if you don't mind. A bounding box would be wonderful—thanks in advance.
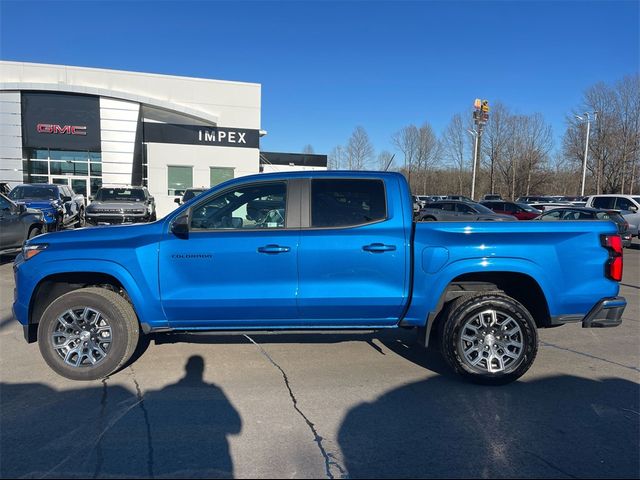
[93,377,109,479]
[524,450,578,478]
[540,341,640,372]
[244,334,347,479]
[130,366,155,479]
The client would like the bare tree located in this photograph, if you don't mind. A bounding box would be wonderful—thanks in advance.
[346,126,374,170]
[328,145,346,170]
[391,125,419,186]
[302,144,315,154]
[481,102,511,195]
[441,113,469,194]
[563,74,640,194]
[415,122,440,194]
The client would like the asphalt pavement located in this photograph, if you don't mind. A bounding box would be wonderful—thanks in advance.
[1,243,639,478]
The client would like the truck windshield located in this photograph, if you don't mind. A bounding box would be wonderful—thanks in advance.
[9,186,58,200]
[95,188,146,202]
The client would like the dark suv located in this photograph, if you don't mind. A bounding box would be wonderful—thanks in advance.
[0,193,44,255]
[87,186,156,225]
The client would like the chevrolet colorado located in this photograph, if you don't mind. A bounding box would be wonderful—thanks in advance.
[13,172,626,384]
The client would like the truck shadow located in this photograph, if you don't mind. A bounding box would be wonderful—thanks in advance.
[0,355,241,479]
[337,374,640,478]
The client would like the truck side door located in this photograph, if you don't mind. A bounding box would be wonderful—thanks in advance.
[159,180,301,328]
[297,177,408,326]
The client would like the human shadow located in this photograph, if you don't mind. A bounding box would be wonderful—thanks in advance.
[0,355,241,478]
[338,374,640,479]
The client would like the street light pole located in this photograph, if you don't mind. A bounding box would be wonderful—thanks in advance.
[576,111,597,197]
[468,129,479,200]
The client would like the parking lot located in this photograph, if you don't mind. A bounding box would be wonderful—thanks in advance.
[0,244,638,479]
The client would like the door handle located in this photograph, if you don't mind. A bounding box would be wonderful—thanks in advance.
[257,244,291,254]
[363,243,397,253]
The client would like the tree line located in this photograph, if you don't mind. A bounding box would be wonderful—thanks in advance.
[321,73,639,199]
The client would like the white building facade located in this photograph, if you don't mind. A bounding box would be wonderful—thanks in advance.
[0,61,271,216]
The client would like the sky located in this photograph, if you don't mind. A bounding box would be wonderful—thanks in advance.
[1,0,638,159]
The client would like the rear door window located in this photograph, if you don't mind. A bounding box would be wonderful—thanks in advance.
[311,179,386,228]
[592,197,616,209]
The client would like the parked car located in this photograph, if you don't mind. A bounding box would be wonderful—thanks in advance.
[419,200,517,222]
[585,194,640,237]
[9,184,85,230]
[516,195,557,204]
[445,195,474,202]
[87,186,156,225]
[174,188,207,206]
[528,202,570,212]
[482,193,503,201]
[0,193,44,255]
[14,171,625,385]
[536,207,632,247]
[480,201,542,220]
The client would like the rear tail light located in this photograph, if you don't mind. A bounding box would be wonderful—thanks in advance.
[601,235,623,281]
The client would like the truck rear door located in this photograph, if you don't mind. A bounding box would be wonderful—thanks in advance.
[297,177,408,326]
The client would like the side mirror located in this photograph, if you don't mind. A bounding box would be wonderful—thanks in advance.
[628,205,638,213]
[62,196,72,202]
[89,196,94,202]
[174,198,182,205]
[171,213,189,238]
[18,203,26,214]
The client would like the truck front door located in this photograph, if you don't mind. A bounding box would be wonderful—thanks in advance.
[159,180,301,328]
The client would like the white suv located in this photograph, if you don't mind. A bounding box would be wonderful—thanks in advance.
[585,194,640,237]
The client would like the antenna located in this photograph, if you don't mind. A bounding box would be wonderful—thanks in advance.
[383,154,395,172]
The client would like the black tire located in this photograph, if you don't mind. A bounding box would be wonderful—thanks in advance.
[37,287,140,381]
[27,226,42,239]
[75,208,86,228]
[150,211,157,222]
[440,293,538,385]
[422,216,436,221]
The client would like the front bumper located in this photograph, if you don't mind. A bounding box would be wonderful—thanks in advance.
[86,213,149,225]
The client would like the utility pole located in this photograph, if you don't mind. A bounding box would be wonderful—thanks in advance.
[575,111,597,196]
[469,99,489,200]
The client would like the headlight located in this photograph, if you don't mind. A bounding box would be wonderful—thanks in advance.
[22,243,48,260]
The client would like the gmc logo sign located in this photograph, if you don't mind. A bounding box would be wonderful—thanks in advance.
[36,124,87,136]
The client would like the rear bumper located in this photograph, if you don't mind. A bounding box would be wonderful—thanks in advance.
[582,296,626,328]
[550,296,626,328]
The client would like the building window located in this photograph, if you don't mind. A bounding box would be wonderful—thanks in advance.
[168,165,193,196]
[22,149,102,197]
[210,167,234,187]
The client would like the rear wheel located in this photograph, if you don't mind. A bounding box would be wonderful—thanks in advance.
[37,287,140,381]
[440,293,538,385]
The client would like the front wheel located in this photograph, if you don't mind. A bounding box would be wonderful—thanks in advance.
[37,287,140,381]
[440,293,538,385]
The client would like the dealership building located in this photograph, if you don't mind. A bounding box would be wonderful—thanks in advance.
[0,61,326,216]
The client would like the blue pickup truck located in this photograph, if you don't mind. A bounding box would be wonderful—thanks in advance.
[13,172,626,384]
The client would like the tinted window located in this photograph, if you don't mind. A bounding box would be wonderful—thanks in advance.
[0,195,12,210]
[615,197,635,211]
[429,202,444,210]
[9,185,58,200]
[191,182,287,230]
[311,179,386,228]
[95,188,146,202]
[456,203,475,213]
[592,197,615,209]
[441,203,456,212]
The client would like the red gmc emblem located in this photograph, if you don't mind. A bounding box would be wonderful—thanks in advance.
[37,124,87,136]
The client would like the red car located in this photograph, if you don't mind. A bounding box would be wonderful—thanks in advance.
[480,200,542,220]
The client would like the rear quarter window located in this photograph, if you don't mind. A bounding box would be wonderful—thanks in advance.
[311,179,386,228]
[592,197,616,209]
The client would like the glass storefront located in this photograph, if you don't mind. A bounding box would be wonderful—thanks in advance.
[23,149,102,197]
